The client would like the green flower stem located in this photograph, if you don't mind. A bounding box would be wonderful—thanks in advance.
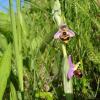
[52,0,73,99]
[9,0,23,91]
[62,44,73,100]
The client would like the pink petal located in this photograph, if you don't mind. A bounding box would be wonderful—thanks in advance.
[68,55,74,68]
[67,55,75,80]
[54,31,61,39]
[67,30,75,37]
[67,67,74,80]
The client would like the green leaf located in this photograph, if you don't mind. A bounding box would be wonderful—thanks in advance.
[9,0,23,91]
[0,44,12,100]
[10,82,18,100]
[0,33,8,50]
[35,92,53,100]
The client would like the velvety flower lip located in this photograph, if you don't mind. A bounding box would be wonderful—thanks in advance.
[67,55,81,80]
[67,55,75,80]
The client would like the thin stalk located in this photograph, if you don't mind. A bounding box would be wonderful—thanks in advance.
[62,44,73,100]
[9,0,23,91]
[16,0,23,92]
[52,0,73,99]
[16,0,22,51]
[34,65,36,91]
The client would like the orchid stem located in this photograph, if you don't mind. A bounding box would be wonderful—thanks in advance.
[62,44,73,100]
[52,0,73,99]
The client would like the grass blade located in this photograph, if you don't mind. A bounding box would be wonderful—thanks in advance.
[10,82,18,100]
[9,0,23,91]
[0,44,12,100]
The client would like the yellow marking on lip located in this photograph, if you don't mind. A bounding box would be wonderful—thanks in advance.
[74,62,81,70]
[64,40,69,43]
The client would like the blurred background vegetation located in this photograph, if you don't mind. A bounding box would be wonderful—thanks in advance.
[0,0,100,100]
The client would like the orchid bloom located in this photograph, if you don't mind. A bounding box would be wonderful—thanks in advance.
[67,55,81,80]
[54,24,75,43]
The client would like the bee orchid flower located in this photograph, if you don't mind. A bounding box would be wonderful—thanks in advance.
[67,55,82,80]
[54,24,75,43]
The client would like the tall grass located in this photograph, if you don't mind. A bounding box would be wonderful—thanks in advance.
[0,44,12,100]
[9,0,23,92]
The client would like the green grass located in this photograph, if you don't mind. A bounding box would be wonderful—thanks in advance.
[0,0,100,99]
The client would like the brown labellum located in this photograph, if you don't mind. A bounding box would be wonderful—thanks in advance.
[74,69,83,78]
[59,25,70,43]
